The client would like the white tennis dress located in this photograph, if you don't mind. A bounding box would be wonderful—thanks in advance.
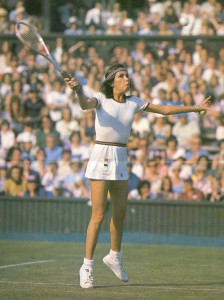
[85,92,148,180]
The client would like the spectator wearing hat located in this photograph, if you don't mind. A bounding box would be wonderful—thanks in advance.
[122,18,134,35]
[178,177,204,201]
[24,174,40,197]
[3,165,26,196]
[64,16,83,35]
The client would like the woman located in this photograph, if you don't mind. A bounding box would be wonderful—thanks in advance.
[65,63,212,289]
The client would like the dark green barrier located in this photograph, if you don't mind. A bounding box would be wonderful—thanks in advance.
[0,197,224,237]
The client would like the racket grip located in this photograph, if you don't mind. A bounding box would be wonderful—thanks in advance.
[61,71,72,79]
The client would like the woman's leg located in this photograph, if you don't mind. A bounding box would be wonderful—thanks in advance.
[85,179,109,259]
[109,180,128,252]
[102,180,129,282]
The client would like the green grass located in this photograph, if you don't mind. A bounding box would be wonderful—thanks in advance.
[0,241,224,300]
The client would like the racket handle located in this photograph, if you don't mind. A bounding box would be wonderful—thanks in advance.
[61,71,72,79]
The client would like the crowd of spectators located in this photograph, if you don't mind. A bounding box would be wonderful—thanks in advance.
[0,0,223,202]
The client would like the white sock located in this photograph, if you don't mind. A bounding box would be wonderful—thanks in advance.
[109,249,122,260]
[83,257,94,269]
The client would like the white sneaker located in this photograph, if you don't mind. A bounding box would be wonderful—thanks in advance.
[79,264,94,288]
[103,254,128,282]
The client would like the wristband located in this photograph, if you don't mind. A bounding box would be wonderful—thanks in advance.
[194,105,199,113]
[75,84,84,96]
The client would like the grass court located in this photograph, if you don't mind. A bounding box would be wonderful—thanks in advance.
[0,241,224,299]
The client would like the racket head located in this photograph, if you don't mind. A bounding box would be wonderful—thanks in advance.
[15,21,49,57]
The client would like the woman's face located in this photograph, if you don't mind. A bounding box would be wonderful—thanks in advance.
[113,71,130,93]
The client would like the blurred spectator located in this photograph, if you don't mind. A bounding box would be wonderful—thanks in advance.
[127,162,140,194]
[64,16,83,35]
[129,179,153,200]
[157,175,175,201]
[30,147,46,178]
[185,135,209,165]
[151,114,171,147]
[24,174,41,197]
[0,119,16,158]
[0,7,8,33]
[23,88,45,129]
[44,134,62,165]
[85,1,103,28]
[212,139,224,177]
[41,161,63,197]
[45,79,69,123]
[192,164,211,196]
[4,165,25,196]
[169,161,184,197]
[178,177,204,201]
[164,135,186,167]
[63,158,88,198]
[35,116,61,148]
[79,110,95,144]
[206,177,224,202]
[142,158,161,199]
[57,148,72,180]
[172,113,200,148]
[69,131,90,161]
[0,162,7,195]
[55,107,80,145]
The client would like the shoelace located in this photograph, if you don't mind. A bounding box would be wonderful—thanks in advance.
[84,269,93,284]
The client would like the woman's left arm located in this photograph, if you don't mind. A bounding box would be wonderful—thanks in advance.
[144,96,212,115]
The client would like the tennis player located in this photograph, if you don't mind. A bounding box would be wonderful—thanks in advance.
[65,63,212,288]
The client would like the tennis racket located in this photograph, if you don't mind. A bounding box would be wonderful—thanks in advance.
[15,21,71,79]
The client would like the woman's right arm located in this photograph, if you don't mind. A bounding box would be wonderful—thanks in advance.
[65,77,97,110]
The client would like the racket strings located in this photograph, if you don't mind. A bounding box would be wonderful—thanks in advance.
[17,23,45,54]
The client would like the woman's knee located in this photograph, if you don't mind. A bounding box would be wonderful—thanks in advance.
[90,211,105,227]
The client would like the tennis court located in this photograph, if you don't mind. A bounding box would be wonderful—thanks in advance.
[0,241,224,300]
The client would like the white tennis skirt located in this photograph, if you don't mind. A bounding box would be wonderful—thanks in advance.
[85,144,129,180]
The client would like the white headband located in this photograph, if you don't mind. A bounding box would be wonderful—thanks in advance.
[106,67,127,80]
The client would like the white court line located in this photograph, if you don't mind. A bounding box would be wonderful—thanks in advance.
[0,281,224,293]
[0,260,55,269]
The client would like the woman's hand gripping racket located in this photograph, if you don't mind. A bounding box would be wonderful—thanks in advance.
[15,21,71,79]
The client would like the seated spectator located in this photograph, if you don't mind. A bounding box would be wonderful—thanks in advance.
[55,107,80,145]
[45,79,69,123]
[185,135,209,165]
[57,148,72,180]
[41,162,63,197]
[164,135,186,167]
[64,16,83,35]
[69,131,90,161]
[142,158,162,199]
[63,158,88,198]
[35,116,61,148]
[4,94,24,135]
[0,119,16,158]
[129,180,153,200]
[30,147,46,178]
[212,139,224,177]
[157,175,176,201]
[17,121,36,145]
[6,146,22,167]
[216,115,224,141]
[21,157,40,187]
[151,114,171,147]
[23,88,45,129]
[169,161,184,197]
[132,111,151,139]
[172,113,200,149]
[24,174,41,197]
[0,162,7,195]
[206,177,224,202]
[3,165,25,196]
[178,177,204,201]
[44,134,62,165]
[192,164,211,197]
[79,110,96,144]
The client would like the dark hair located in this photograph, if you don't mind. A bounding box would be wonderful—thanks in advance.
[137,180,151,194]
[101,63,127,98]
[161,176,173,192]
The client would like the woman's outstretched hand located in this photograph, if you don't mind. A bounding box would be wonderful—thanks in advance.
[197,96,213,116]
